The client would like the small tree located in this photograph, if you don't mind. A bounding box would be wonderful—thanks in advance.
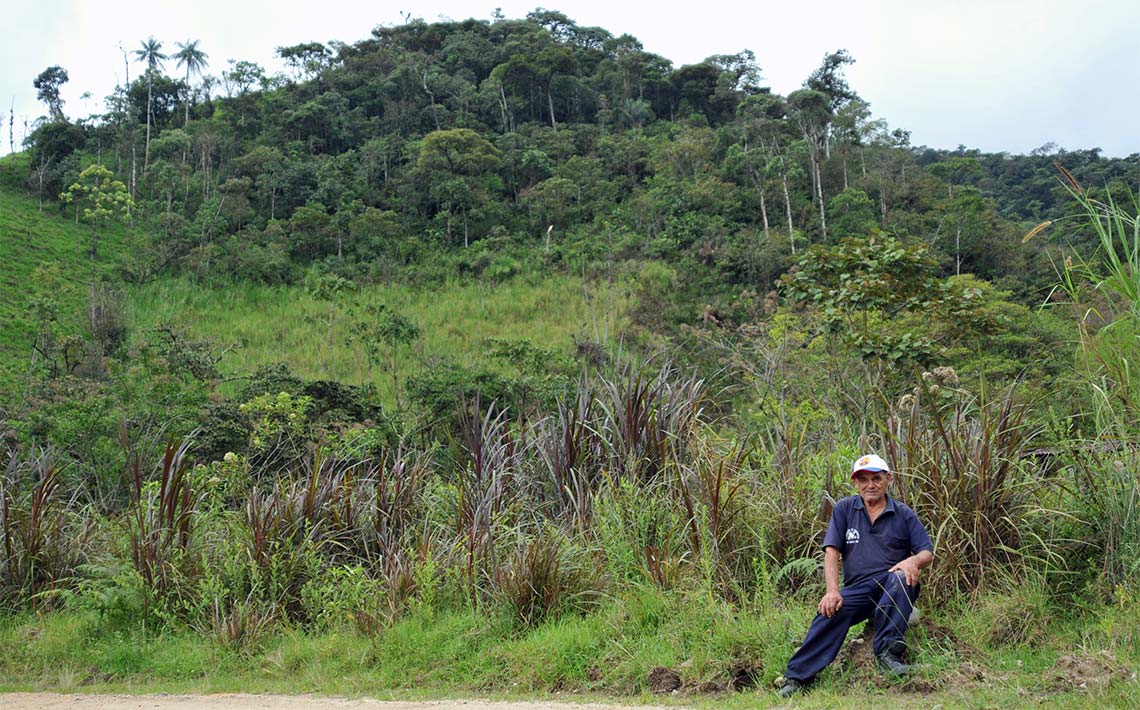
[349,303,422,411]
[778,234,944,366]
[60,165,134,337]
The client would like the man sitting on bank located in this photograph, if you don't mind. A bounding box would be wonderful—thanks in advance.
[777,454,934,698]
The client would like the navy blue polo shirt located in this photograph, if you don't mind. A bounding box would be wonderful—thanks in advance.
[822,494,933,588]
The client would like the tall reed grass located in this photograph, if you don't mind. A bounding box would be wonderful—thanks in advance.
[1026,166,1140,594]
[880,373,1050,597]
[1,447,90,610]
[1,359,1113,645]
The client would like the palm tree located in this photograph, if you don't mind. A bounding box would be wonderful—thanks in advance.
[133,36,167,173]
[174,40,208,127]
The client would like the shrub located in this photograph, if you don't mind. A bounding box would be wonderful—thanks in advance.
[494,530,570,628]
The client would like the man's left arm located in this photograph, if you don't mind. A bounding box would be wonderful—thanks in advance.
[888,549,932,586]
[887,507,935,586]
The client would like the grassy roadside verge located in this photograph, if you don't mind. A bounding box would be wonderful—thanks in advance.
[2,587,1137,709]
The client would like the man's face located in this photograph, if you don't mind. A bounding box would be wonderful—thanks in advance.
[852,469,890,505]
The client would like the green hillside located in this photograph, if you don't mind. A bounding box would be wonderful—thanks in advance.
[0,154,133,393]
[126,273,630,401]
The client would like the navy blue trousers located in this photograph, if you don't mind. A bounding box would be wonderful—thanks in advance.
[784,571,919,683]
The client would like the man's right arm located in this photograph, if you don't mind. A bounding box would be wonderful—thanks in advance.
[818,546,843,617]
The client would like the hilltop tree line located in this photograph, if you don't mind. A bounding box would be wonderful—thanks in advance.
[20,10,1137,302]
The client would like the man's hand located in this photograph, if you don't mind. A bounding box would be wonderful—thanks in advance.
[818,590,843,617]
[888,556,922,586]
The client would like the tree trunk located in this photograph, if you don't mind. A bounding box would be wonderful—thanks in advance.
[956,224,961,276]
[422,68,440,131]
[548,91,557,131]
[781,169,795,254]
[809,152,820,203]
[815,159,827,241]
[184,69,191,126]
[35,160,46,212]
[758,184,770,240]
[878,173,888,224]
[498,84,513,133]
[144,76,153,174]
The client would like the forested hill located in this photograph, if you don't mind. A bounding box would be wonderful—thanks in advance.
[19,9,1137,302]
[916,145,1140,223]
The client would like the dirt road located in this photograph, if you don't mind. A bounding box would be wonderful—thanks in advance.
[1,695,683,710]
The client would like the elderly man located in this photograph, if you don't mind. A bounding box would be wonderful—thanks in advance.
[777,454,934,698]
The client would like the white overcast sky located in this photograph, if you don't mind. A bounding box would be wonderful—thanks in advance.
[4,0,1138,157]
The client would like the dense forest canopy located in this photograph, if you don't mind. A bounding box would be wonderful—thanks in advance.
[19,10,1139,290]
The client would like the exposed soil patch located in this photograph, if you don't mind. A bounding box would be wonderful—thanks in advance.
[834,624,877,678]
[1047,651,1137,692]
[728,665,760,691]
[646,666,681,693]
[693,680,725,694]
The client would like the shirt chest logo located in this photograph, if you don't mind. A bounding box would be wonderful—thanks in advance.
[846,528,861,544]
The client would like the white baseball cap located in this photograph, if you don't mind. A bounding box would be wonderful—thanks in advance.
[851,454,890,476]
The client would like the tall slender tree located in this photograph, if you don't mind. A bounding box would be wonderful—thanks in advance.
[788,89,832,241]
[173,40,208,127]
[33,66,69,122]
[133,36,167,174]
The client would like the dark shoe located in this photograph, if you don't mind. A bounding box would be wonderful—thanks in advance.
[876,644,912,677]
[776,678,804,698]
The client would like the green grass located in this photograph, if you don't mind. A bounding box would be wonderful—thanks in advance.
[126,274,632,400]
[0,154,134,392]
[2,589,1137,707]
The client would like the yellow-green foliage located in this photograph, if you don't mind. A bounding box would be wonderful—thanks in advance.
[126,275,631,401]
